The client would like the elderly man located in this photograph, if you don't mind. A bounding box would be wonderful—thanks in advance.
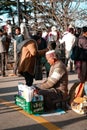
[37,50,68,111]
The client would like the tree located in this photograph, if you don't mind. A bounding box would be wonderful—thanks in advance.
[27,0,87,31]
[0,18,3,22]
[0,0,17,24]
[0,0,87,31]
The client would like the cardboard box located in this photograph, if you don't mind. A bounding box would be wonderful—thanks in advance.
[15,95,44,114]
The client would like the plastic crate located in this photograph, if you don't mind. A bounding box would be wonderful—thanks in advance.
[15,95,44,114]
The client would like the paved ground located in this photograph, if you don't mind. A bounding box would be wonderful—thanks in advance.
[0,70,87,130]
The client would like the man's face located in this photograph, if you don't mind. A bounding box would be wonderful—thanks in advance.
[15,29,20,35]
[46,56,54,65]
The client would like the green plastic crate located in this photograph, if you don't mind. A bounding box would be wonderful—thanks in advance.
[15,95,44,114]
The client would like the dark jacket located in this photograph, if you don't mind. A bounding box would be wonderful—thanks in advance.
[76,36,87,82]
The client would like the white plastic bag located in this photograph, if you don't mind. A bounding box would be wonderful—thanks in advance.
[18,83,35,102]
[23,86,34,102]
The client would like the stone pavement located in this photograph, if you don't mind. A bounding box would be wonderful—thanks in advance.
[0,70,87,130]
[0,68,79,90]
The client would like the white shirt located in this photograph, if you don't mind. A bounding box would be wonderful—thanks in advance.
[20,22,30,40]
[6,24,12,35]
[59,32,76,51]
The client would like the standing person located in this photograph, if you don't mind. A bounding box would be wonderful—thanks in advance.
[20,19,30,40]
[2,31,11,70]
[36,30,50,77]
[4,20,12,68]
[9,27,24,76]
[31,34,49,79]
[18,36,48,86]
[18,39,38,86]
[47,26,59,43]
[74,27,81,38]
[15,27,24,46]
[0,29,6,76]
[36,30,47,49]
[75,26,87,83]
[36,50,68,111]
[59,27,76,72]
[4,20,12,38]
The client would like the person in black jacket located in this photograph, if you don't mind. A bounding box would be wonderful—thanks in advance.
[75,26,87,83]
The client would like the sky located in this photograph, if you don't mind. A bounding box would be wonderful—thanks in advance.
[0,1,87,27]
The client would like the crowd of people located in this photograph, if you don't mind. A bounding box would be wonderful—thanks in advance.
[0,19,87,111]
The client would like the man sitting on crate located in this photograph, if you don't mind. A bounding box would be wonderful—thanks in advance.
[36,50,68,111]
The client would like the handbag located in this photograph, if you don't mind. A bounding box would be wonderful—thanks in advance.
[71,96,87,114]
[69,82,84,104]
[69,82,87,115]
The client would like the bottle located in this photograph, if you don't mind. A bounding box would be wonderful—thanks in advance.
[39,95,44,101]
[32,96,36,102]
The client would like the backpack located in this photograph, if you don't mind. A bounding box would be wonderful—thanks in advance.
[69,81,80,104]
